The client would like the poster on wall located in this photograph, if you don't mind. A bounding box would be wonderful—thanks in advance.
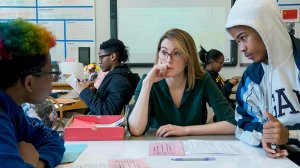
[239,0,300,66]
[0,0,96,63]
[278,0,300,38]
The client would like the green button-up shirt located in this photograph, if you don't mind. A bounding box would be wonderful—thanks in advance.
[134,73,236,132]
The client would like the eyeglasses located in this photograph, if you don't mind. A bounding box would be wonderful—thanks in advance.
[214,60,224,66]
[31,71,60,79]
[98,53,112,60]
[158,50,183,61]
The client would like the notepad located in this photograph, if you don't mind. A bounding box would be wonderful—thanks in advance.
[61,144,87,163]
[149,141,185,156]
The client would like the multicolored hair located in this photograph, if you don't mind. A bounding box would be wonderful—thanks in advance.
[0,19,56,90]
[0,19,56,60]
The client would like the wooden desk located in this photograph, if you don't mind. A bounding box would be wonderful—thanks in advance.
[61,99,87,112]
[52,82,72,90]
[51,83,88,112]
[58,133,298,168]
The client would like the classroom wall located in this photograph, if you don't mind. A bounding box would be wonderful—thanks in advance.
[95,0,300,79]
[95,0,246,79]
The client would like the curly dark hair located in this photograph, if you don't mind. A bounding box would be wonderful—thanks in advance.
[100,39,129,63]
[0,19,56,90]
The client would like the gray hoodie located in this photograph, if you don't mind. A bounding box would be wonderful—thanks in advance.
[226,0,300,151]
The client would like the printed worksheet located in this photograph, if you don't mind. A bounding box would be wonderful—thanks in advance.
[182,140,245,155]
[108,158,148,168]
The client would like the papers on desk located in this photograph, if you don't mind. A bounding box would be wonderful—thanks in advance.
[149,140,246,156]
[57,163,109,168]
[70,117,124,128]
[149,141,185,156]
[61,159,148,168]
[61,144,87,163]
[182,140,244,155]
[108,158,148,168]
[56,98,78,105]
[52,89,70,94]
[58,91,79,99]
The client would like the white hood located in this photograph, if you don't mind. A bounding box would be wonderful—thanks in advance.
[225,0,293,68]
[227,0,300,150]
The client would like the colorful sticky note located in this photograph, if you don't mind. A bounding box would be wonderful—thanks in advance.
[149,141,185,156]
[61,144,87,163]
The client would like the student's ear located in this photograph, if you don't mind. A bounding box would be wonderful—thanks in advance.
[111,53,117,61]
[24,75,34,92]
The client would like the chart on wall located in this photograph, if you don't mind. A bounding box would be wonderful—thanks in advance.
[0,0,96,63]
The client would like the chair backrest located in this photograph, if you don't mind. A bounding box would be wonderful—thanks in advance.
[47,96,63,130]
[22,96,63,131]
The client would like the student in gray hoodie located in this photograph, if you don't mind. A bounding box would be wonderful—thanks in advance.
[226,0,300,165]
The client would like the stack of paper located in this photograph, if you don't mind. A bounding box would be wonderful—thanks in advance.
[149,140,246,156]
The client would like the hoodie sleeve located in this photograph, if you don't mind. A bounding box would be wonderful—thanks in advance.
[22,115,65,168]
[80,74,133,115]
[235,67,266,147]
[0,110,65,168]
[0,111,35,168]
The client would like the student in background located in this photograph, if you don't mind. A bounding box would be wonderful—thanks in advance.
[128,29,236,137]
[72,39,140,115]
[226,0,300,165]
[0,19,65,168]
[199,46,239,109]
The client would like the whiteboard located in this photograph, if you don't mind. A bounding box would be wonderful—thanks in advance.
[0,0,96,63]
[111,0,237,67]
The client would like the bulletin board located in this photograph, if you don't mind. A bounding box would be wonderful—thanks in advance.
[0,0,96,63]
[278,0,300,38]
[110,0,238,67]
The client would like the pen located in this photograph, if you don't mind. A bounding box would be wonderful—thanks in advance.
[264,111,277,151]
[171,157,216,161]
[271,143,277,150]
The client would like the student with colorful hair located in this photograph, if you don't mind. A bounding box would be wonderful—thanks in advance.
[0,19,65,168]
[128,29,236,137]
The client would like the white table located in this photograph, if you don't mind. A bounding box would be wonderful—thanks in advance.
[57,133,298,168]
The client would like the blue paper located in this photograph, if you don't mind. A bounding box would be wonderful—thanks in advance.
[61,144,87,163]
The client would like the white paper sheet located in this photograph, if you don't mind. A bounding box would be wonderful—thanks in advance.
[182,140,246,155]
